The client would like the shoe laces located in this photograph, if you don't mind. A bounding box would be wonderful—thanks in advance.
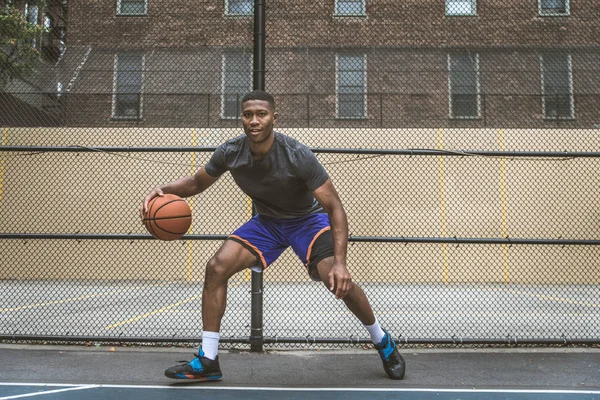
[384,348,402,366]
[175,353,201,364]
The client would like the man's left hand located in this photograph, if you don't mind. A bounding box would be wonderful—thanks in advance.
[329,262,352,299]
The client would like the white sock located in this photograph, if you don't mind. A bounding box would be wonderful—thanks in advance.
[201,331,220,360]
[364,319,386,345]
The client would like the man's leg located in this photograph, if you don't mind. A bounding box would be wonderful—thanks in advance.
[164,239,257,380]
[202,239,258,332]
[315,256,406,380]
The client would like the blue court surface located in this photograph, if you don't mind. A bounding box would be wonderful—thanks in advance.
[1,384,599,400]
[0,346,598,400]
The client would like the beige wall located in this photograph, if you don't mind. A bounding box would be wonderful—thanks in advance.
[1,127,599,283]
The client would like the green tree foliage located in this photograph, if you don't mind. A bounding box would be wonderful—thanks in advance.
[0,0,48,88]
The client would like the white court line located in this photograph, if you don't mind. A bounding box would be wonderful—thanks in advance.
[0,385,98,399]
[0,383,599,395]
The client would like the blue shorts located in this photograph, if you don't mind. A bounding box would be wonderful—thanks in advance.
[228,213,334,280]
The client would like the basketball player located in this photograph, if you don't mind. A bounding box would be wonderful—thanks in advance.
[140,90,405,381]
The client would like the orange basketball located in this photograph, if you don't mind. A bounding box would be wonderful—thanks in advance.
[143,194,192,241]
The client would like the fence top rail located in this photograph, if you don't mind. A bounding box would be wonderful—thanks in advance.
[2,145,600,158]
[2,233,600,245]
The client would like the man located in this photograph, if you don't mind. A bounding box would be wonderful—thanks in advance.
[140,90,405,381]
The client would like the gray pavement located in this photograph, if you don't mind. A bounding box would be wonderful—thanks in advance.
[3,281,599,340]
[0,344,599,390]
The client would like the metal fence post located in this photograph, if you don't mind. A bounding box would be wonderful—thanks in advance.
[250,0,265,353]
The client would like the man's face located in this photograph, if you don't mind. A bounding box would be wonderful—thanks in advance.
[241,99,278,144]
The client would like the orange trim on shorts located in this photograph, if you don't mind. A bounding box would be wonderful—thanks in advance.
[305,226,331,268]
[229,234,267,270]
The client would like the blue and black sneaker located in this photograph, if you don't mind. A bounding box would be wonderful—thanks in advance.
[164,348,222,380]
[374,330,406,380]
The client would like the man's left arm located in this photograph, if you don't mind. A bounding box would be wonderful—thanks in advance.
[313,178,352,299]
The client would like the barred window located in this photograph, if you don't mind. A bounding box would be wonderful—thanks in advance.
[113,53,144,119]
[541,53,574,119]
[117,0,147,15]
[25,3,39,24]
[226,0,253,15]
[448,53,480,119]
[222,52,252,119]
[335,0,366,16]
[336,54,367,119]
[446,0,476,16]
[539,0,569,15]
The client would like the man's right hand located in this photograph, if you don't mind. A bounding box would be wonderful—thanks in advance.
[139,187,165,222]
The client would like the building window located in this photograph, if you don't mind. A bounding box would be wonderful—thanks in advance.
[336,54,367,119]
[446,0,476,16]
[448,53,480,119]
[25,3,39,24]
[538,0,569,15]
[335,0,366,16]
[226,0,253,15]
[112,53,144,119]
[222,52,252,119]
[43,13,51,29]
[24,3,39,47]
[540,53,574,119]
[117,0,147,15]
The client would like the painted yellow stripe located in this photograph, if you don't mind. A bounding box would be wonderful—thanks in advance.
[187,129,197,282]
[1,283,171,313]
[0,128,7,209]
[246,196,253,219]
[1,293,116,313]
[105,281,242,329]
[498,129,510,284]
[438,128,448,283]
[2,289,132,313]
[105,294,202,329]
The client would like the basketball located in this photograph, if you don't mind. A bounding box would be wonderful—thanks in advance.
[143,194,192,241]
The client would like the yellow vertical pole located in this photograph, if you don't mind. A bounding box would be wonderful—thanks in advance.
[0,128,7,211]
[187,129,197,282]
[498,129,510,284]
[438,128,448,283]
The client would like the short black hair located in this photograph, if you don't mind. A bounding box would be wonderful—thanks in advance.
[241,90,276,110]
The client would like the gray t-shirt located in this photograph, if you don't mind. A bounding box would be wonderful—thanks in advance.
[204,132,329,219]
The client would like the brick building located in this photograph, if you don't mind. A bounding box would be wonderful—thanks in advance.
[3,0,600,128]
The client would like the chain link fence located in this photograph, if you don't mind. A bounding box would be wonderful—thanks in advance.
[1,0,599,346]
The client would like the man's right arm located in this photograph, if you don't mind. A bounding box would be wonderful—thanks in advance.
[140,167,219,217]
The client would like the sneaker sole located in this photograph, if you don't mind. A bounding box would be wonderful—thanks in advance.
[165,371,223,380]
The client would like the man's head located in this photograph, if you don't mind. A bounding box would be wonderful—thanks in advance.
[242,90,276,110]
[241,90,278,146]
